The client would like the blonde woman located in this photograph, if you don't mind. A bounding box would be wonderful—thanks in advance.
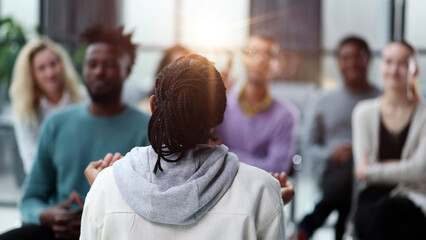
[9,37,83,174]
[352,41,426,239]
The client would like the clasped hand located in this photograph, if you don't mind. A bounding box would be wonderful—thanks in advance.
[40,191,84,240]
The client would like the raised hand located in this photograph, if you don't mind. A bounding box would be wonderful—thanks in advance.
[220,52,236,91]
[272,172,295,205]
[85,152,123,185]
[330,142,352,165]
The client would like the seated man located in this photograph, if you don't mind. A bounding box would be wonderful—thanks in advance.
[0,25,150,240]
[214,34,298,174]
[298,36,380,240]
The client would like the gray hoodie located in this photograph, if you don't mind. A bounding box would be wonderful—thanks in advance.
[113,144,240,225]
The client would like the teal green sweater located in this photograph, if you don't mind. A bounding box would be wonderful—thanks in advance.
[20,103,150,225]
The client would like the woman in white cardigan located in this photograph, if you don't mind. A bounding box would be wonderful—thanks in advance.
[352,41,426,239]
[10,37,83,174]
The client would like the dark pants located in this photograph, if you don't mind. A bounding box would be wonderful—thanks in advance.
[299,157,353,240]
[0,225,56,240]
[355,195,426,240]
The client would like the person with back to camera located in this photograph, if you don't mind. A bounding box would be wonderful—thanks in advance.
[0,25,150,240]
[138,44,190,113]
[352,41,426,239]
[9,37,84,174]
[297,36,380,240]
[81,54,288,239]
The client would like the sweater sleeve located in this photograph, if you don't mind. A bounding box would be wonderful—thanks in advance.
[13,116,38,174]
[352,102,372,167]
[303,102,333,165]
[80,168,111,240]
[256,177,286,240]
[20,121,56,225]
[366,117,426,184]
[232,110,298,174]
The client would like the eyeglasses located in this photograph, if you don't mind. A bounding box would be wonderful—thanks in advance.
[243,48,277,60]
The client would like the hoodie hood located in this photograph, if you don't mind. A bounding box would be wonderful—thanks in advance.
[113,144,239,225]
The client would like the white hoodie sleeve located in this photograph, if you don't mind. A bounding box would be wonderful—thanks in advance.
[80,169,109,240]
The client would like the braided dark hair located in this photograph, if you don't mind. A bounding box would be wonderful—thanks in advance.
[148,54,227,173]
[80,25,137,70]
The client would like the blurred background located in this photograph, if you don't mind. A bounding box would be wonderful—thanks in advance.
[1,0,426,239]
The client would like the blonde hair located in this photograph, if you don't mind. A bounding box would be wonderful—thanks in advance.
[9,37,82,127]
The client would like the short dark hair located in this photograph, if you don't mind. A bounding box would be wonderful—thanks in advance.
[148,54,227,173]
[336,36,371,58]
[80,25,137,69]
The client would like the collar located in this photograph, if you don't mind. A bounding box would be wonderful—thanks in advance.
[238,85,272,116]
[39,92,71,117]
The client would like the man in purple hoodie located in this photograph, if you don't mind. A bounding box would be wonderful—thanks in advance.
[214,34,298,174]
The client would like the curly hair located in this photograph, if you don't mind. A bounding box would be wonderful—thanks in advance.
[9,36,82,127]
[80,25,137,70]
[148,54,227,173]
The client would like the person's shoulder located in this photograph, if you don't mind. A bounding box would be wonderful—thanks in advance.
[92,166,115,189]
[234,163,281,194]
[125,105,150,118]
[43,103,86,126]
[413,100,426,121]
[223,86,240,109]
[86,167,133,214]
[353,97,380,120]
[354,97,380,112]
[89,167,124,205]
[271,98,299,122]
[219,163,282,216]
[319,88,345,102]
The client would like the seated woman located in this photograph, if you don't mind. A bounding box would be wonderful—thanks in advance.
[9,37,83,174]
[81,54,286,239]
[352,41,426,239]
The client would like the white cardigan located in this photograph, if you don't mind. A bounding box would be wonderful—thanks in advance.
[352,98,426,215]
[80,163,286,240]
[13,93,72,174]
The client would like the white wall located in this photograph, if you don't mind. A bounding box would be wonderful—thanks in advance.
[1,0,38,34]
